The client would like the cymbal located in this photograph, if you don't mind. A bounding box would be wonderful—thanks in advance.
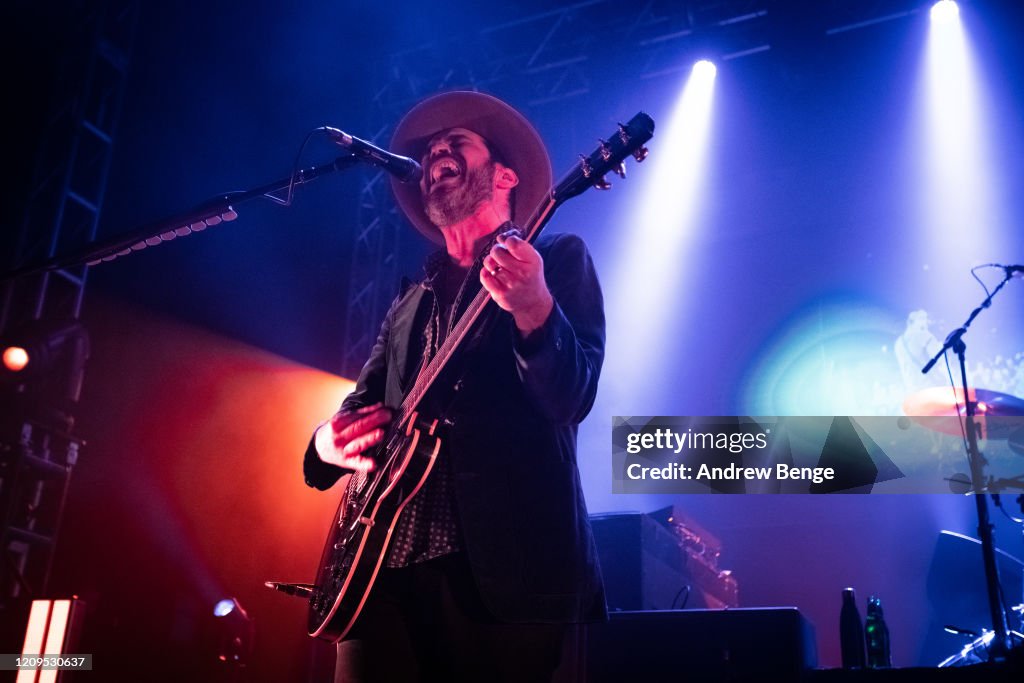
[903,386,1024,440]
[903,386,1024,417]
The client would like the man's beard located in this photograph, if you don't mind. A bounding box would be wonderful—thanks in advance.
[424,162,494,228]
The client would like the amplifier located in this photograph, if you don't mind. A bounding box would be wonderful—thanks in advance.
[590,512,688,610]
[590,510,738,610]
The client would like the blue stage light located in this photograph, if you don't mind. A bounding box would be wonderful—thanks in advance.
[930,0,959,25]
[213,598,237,617]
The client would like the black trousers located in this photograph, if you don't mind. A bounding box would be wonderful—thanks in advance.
[334,553,565,683]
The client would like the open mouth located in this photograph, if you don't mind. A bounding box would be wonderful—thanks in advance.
[429,157,463,187]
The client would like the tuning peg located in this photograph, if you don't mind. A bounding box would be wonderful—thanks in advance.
[594,175,612,190]
[598,139,612,161]
[613,162,627,178]
[617,123,630,146]
[578,154,594,178]
[632,145,649,162]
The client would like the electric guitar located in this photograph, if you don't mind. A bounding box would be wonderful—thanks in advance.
[308,112,655,642]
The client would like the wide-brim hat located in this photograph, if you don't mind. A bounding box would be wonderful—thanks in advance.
[390,91,553,245]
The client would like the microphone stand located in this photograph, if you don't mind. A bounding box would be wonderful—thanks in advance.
[0,154,363,282]
[921,269,1016,660]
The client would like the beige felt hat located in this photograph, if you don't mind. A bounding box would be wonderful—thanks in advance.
[389,91,553,244]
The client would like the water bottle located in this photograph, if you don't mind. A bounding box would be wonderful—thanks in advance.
[840,587,866,669]
[865,595,892,668]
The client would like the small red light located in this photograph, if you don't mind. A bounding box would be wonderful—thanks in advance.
[2,346,29,372]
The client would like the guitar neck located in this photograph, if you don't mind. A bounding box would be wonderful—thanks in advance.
[390,110,655,429]
[393,196,560,428]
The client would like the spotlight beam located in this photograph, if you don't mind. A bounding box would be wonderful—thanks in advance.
[918,0,1003,303]
[606,60,717,411]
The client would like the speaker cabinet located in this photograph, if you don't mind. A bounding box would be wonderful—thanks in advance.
[559,608,817,682]
[590,512,690,610]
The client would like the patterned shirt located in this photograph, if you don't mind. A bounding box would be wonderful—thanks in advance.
[385,250,479,568]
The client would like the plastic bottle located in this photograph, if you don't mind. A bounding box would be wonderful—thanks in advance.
[865,595,893,668]
[840,587,866,669]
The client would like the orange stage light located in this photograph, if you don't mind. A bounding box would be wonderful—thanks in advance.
[2,345,30,372]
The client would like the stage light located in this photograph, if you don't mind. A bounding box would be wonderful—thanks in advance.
[930,0,959,25]
[211,597,253,666]
[213,598,238,617]
[16,598,85,683]
[3,345,30,372]
[1,322,87,379]
[605,58,717,410]
[0,321,89,403]
[740,302,904,416]
[693,59,717,79]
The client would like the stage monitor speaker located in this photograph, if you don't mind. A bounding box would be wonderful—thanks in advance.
[575,607,817,683]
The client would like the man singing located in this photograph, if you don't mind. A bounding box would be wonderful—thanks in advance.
[303,91,606,682]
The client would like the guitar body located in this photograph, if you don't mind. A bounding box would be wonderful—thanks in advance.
[308,413,441,642]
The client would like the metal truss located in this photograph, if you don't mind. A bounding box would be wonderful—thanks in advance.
[821,0,929,35]
[1,0,138,604]
[340,0,949,371]
[340,0,776,372]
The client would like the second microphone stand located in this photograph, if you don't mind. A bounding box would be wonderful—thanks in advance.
[922,269,1018,660]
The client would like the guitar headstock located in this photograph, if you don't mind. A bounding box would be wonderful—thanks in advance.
[552,112,655,202]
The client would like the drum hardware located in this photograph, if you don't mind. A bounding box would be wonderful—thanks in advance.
[918,265,1022,661]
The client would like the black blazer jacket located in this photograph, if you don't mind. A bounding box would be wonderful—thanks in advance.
[304,231,607,623]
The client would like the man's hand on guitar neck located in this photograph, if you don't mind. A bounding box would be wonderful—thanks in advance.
[314,403,393,473]
[481,231,554,337]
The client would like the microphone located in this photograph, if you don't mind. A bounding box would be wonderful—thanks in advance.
[323,127,422,183]
[1004,264,1024,279]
